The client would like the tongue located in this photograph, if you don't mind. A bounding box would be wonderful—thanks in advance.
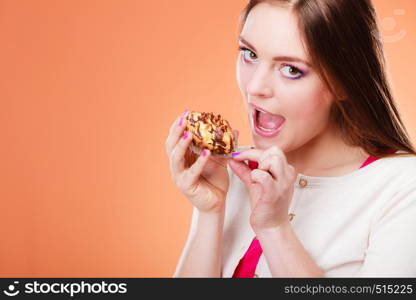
[257,111,284,129]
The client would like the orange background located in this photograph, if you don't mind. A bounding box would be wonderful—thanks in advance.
[1,0,415,277]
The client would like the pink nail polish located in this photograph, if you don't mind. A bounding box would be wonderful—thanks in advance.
[182,131,188,140]
[182,109,189,116]
[178,118,183,126]
[201,150,207,157]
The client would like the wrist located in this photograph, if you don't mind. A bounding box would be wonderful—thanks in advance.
[195,207,225,235]
[197,206,225,218]
[196,196,226,215]
[254,220,291,241]
[252,213,291,236]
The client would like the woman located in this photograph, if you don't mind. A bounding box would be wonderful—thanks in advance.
[165,0,416,277]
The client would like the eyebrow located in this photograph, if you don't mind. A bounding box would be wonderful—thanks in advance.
[238,36,311,67]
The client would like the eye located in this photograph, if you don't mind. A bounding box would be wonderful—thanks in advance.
[280,65,304,79]
[239,46,258,63]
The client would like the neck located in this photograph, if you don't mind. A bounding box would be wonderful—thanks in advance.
[285,124,368,177]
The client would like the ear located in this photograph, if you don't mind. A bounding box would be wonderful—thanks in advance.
[333,82,348,101]
[336,91,348,101]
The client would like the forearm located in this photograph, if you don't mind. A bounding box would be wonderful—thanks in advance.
[256,223,325,277]
[173,209,225,278]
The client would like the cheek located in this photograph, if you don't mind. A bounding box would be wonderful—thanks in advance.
[287,79,332,138]
[284,79,334,130]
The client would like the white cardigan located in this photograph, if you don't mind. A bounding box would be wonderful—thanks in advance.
[186,150,416,277]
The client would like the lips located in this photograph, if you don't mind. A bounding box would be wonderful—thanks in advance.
[250,104,285,138]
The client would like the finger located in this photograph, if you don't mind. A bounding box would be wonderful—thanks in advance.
[286,164,298,183]
[231,148,264,163]
[167,110,187,140]
[258,154,285,180]
[228,159,252,186]
[170,130,193,174]
[250,169,273,184]
[250,169,275,202]
[183,149,211,187]
[256,145,286,178]
[232,129,239,140]
[229,160,263,209]
[229,128,240,154]
[259,145,286,163]
[165,110,190,155]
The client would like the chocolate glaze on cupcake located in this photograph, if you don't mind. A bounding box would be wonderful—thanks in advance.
[185,111,237,156]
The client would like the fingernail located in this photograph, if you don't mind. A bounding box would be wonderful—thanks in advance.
[231,152,240,157]
[201,150,207,157]
[182,131,188,140]
[182,109,189,117]
[178,118,183,126]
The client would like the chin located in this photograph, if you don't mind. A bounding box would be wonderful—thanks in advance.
[251,133,283,151]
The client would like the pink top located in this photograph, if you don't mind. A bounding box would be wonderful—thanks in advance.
[232,150,395,278]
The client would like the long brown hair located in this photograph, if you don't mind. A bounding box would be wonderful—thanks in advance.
[240,0,415,158]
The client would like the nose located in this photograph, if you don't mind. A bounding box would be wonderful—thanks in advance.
[246,63,273,99]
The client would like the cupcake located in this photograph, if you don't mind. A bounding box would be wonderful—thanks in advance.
[185,111,237,157]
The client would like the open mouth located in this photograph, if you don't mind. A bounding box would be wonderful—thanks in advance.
[252,106,285,138]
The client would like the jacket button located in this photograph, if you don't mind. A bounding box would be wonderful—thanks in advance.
[299,178,308,188]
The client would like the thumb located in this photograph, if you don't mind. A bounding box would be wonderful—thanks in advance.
[232,129,239,150]
[228,159,251,186]
[228,159,262,209]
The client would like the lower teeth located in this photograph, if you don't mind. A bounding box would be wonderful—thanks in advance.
[258,125,276,132]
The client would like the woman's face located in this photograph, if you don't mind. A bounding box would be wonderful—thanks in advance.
[237,3,336,152]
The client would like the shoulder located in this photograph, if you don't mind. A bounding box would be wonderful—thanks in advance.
[377,153,416,181]
[358,154,416,200]
[370,154,416,217]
